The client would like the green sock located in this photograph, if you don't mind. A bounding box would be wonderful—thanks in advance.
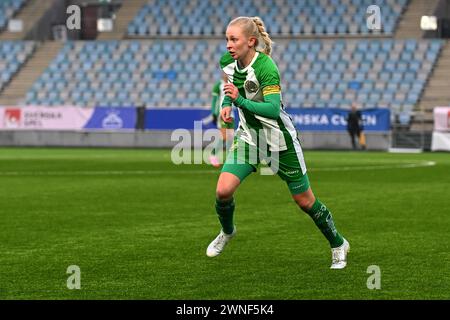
[215,198,235,235]
[306,199,344,248]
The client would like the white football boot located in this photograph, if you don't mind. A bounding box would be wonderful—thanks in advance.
[206,227,236,257]
[330,238,350,269]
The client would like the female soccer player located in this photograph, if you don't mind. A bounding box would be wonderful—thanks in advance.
[209,72,235,167]
[206,16,350,269]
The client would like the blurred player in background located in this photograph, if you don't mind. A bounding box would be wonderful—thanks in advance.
[347,102,367,150]
[209,72,235,167]
[206,16,350,269]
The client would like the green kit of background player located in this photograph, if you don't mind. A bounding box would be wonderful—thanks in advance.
[206,16,350,269]
[209,72,236,167]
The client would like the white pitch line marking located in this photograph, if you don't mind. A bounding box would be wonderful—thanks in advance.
[0,161,437,176]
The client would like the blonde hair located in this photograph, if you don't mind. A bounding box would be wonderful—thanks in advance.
[228,16,273,56]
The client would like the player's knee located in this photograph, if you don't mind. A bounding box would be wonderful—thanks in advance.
[295,196,315,212]
[216,186,234,201]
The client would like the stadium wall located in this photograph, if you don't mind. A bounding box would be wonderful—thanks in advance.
[0,131,390,150]
[25,0,67,41]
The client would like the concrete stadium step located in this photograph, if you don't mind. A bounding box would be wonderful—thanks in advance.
[419,40,450,109]
[395,0,440,39]
[0,0,57,40]
[420,98,450,111]
[97,0,148,40]
[410,123,434,132]
[410,40,450,132]
[0,41,63,106]
[426,76,448,83]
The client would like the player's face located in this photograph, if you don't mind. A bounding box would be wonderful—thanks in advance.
[226,25,255,61]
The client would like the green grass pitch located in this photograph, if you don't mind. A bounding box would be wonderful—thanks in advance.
[0,147,449,299]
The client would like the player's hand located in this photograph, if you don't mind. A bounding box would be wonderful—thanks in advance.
[220,107,233,123]
[223,83,239,101]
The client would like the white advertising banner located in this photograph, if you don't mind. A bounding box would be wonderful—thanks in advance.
[432,107,450,151]
[0,106,93,130]
[431,132,450,151]
[433,106,450,132]
[0,105,137,130]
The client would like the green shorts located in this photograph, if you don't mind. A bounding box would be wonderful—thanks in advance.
[221,137,310,195]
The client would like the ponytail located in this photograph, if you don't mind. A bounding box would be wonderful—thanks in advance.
[251,16,273,56]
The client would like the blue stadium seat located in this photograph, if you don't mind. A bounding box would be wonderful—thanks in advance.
[21,38,443,112]
[127,0,407,37]
[0,41,35,93]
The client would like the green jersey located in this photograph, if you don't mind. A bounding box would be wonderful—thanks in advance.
[211,80,222,117]
[220,51,299,152]
[211,79,235,118]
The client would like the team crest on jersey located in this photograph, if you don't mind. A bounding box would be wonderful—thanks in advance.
[244,80,259,93]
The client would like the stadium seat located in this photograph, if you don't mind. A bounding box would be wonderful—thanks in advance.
[0,41,35,93]
[126,0,408,37]
[21,38,444,114]
[0,0,27,31]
